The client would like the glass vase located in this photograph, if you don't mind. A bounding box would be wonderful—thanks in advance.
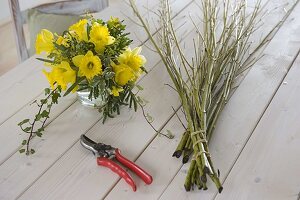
[77,90,104,108]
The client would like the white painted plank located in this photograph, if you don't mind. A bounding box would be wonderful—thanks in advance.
[0,1,195,199]
[215,50,300,200]
[0,0,161,126]
[159,1,300,200]
[0,0,182,164]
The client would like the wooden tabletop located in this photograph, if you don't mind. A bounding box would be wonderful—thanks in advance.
[0,0,300,199]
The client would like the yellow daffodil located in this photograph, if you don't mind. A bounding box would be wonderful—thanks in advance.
[35,29,54,54]
[89,22,115,53]
[69,19,88,41]
[112,63,135,86]
[111,86,124,97]
[56,36,70,47]
[43,61,76,91]
[118,47,146,74]
[42,70,56,89]
[72,51,102,80]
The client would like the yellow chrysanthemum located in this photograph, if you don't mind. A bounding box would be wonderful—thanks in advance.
[89,22,115,53]
[118,47,146,73]
[112,63,135,86]
[35,29,54,54]
[69,19,88,41]
[43,61,76,91]
[72,51,102,80]
[110,86,124,97]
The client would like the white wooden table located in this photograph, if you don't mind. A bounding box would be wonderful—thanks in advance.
[1,0,300,199]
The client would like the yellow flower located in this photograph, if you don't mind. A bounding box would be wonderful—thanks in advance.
[56,36,70,47]
[118,47,146,73]
[43,70,56,90]
[43,61,76,91]
[112,63,135,86]
[89,22,115,53]
[35,29,54,54]
[111,86,124,97]
[69,19,88,41]
[72,51,102,80]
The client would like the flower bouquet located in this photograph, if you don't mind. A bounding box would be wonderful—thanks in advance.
[18,17,146,155]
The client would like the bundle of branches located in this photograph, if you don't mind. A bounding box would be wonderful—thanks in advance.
[130,0,274,192]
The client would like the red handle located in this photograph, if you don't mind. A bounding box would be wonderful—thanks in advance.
[97,157,137,191]
[115,149,153,185]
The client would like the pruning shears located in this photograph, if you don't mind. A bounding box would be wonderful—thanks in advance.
[80,134,153,191]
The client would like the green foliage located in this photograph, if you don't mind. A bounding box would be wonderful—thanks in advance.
[18,87,61,155]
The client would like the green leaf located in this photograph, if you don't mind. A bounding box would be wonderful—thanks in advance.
[104,72,115,80]
[21,140,27,145]
[35,114,42,121]
[24,127,32,132]
[36,58,54,63]
[37,127,45,132]
[166,130,175,139]
[18,119,30,126]
[36,132,42,137]
[40,99,47,104]
[133,97,138,111]
[64,76,85,96]
[137,96,149,106]
[19,149,25,154]
[136,84,144,91]
[30,149,36,154]
[44,88,50,95]
[41,110,49,118]
[146,113,154,123]
[52,92,61,104]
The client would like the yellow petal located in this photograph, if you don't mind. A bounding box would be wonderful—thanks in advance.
[107,36,115,45]
[35,29,54,54]
[72,55,84,68]
[132,46,142,55]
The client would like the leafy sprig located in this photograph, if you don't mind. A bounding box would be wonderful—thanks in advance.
[18,87,61,155]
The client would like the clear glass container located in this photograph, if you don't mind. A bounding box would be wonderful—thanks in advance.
[77,90,104,108]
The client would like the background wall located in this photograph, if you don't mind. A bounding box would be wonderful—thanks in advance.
[0,0,11,24]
